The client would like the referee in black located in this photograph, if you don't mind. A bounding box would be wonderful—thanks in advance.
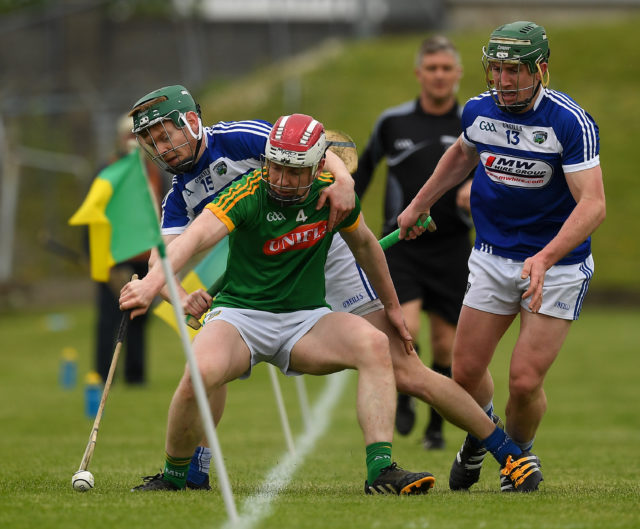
[354,35,474,450]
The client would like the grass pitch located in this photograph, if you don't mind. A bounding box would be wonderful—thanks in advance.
[0,303,638,529]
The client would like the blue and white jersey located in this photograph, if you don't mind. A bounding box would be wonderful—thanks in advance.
[461,88,599,264]
[161,119,272,235]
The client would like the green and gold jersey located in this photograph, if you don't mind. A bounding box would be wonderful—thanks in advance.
[205,169,361,312]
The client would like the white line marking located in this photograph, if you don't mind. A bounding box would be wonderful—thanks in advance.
[222,370,352,529]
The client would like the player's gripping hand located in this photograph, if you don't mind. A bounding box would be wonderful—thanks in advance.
[397,205,430,241]
[119,278,156,319]
[520,254,551,313]
[182,288,213,321]
[316,177,355,231]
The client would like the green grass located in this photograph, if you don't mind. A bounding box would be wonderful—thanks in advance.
[1,304,639,528]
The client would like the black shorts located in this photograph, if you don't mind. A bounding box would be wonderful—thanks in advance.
[386,233,471,325]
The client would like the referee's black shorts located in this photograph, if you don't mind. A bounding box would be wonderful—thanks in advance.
[386,233,471,325]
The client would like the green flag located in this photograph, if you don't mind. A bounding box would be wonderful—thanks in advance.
[69,148,162,281]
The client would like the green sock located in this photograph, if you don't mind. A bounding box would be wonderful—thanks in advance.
[366,442,392,484]
[163,453,192,489]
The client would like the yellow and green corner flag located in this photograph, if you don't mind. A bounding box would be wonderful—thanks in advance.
[69,148,162,281]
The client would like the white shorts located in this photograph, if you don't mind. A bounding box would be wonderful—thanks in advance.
[464,249,594,320]
[324,235,383,316]
[203,306,331,379]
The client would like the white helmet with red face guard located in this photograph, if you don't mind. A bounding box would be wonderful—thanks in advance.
[263,113,327,204]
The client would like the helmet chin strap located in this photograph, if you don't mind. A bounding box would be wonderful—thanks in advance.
[182,113,203,141]
[184,115,203,169]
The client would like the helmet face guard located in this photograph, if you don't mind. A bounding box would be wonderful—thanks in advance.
[135,111,199,175]
[260,162,316,206]
[482,21,550,112]
[262,114,327,206]
[129,85,203,174]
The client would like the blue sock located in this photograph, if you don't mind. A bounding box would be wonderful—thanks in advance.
[187,446,211,485]
[463,401,496,448]
[467,400,502,448]
[482,426,522,466]
[482,401,494,418]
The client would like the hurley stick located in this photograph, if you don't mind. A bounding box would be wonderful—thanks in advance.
[77,274,137,472]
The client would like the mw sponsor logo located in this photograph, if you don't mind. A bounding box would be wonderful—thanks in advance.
[480,151,552,188]
[555,301,571,310]
[263,221,328,255]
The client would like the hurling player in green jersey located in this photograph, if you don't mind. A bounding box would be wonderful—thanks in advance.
[120,113,437,495]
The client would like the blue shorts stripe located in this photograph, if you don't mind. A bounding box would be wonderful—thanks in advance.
[574,260,594,319]
[356,263,377,301]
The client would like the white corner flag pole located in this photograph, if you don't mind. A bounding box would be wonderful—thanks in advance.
[158,242,238,523]
[267,364,296,455]
[294,376,312,432]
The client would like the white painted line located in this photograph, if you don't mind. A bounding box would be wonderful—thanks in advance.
[222,370,352,529]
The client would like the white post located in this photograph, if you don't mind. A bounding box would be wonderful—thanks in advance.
[158,247,238,523]
[267,364,296,455]
[294,377,312,432]
[0,117,19,282]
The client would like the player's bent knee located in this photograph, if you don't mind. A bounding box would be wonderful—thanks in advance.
[452,362,479,387]
[179,366,223,400]
[508,372,544,401]
[176,373,197,401]
[355,327,391,368]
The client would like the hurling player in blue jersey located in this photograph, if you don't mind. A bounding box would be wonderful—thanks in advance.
[398,21,605,491]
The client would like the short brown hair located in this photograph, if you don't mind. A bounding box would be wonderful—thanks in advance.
[416,35,460,66]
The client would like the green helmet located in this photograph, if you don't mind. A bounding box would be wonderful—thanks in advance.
[483,21,549,74]
[129,85,203,174]
[130,85,200,134]
[482,21,550,112]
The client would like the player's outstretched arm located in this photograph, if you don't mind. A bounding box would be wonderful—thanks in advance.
[341,216,414,353]
[119,210,229,318]
[398,136,478,239]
